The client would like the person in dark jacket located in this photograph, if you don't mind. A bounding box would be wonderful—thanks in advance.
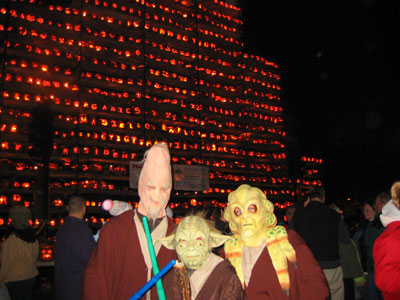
[55,195,95,300]
[357,198,384,300]
[292,187,351,300]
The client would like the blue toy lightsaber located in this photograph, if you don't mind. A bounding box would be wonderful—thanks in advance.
[142,216,166,300]
[129,259,176,300]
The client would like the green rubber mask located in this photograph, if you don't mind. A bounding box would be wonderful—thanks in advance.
[160,215,231,269]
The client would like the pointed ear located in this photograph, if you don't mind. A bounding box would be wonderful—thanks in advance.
[159,234,176,250]
[209,231,232,248]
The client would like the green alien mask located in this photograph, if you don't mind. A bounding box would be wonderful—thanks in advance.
[160,215,231,269]
[224,184,277,247]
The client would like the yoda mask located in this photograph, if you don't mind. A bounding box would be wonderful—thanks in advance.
[160,215,231,269]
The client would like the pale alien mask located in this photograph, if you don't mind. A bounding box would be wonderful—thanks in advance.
[160,215,231,269]
[137,143,172,220]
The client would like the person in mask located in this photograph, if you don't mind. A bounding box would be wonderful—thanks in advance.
[223,184,329,300]
[82,143,177,300]
[160,214,246,300]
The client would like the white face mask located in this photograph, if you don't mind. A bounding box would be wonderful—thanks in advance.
[142,177,172,220]
[137,144,172,218]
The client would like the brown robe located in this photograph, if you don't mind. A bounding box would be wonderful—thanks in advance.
[169,258,246,300]
[244,229,329,300]
[82,209,177,300]
[194,259,246,300]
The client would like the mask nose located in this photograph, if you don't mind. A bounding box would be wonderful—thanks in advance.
[151,187,162,201]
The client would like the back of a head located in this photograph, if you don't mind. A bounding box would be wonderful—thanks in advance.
[68,195,86,215]
[9,205,32,230]
[376,192,391,205]
[328,203,340,214]
[285,206,296,218]
[307,186,326,201]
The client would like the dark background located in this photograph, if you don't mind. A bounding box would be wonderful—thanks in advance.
[238,0,400,202]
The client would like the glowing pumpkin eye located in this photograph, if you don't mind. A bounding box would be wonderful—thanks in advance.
[234,207,241,216]
[248,204,257,213]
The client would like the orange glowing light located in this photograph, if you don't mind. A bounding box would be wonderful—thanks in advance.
[0,196,7,205]
[40,246,54,261]
[52,199,64,207]
[12,194,21,202]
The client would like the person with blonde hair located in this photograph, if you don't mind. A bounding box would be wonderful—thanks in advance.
[373,181,400,300]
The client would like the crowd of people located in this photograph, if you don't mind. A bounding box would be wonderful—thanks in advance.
[0,143,399,300]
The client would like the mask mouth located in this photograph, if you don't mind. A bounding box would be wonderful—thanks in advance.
[242,223,253,227]
[147,206,162,220]
[185,254,200,259]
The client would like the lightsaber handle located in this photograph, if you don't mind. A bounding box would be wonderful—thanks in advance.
[129,260,176,300]
[142,216,166,300]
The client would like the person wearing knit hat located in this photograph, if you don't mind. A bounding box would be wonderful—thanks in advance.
[0,206,39,300]
[83,143,178,300]
[9,205,31,230]
[373,181,400,300]
[223,184,329,300]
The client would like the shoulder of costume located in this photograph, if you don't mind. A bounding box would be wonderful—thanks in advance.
[103,208,135,230]
[285,228,306,249]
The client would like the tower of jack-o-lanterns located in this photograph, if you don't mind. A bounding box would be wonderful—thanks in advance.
[0,0,322,230]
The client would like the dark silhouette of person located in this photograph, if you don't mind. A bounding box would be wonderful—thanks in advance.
[55,195,95,300]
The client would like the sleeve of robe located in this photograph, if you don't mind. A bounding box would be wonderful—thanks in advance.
[288,229,330,300]
[195,259,246,300]
[82,211,178,300]
[217,261,247,300]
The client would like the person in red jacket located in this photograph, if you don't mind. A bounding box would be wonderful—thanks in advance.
[373,181,400,300]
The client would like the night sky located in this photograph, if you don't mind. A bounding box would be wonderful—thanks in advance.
[238,0,399,200]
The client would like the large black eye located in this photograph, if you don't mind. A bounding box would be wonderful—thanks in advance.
[234,207,242,216]
[248,204,257,213]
